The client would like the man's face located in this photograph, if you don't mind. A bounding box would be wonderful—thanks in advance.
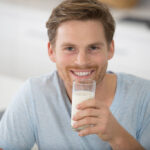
[48,20,114,88]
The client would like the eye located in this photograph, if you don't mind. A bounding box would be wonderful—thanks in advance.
[66,46,74,51]
[89,45,100,51]
[63,46,77,54]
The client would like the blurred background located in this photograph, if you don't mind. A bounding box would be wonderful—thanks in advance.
[0,0,150,111]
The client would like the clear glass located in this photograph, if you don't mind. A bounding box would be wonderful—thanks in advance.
[71,79,96,131]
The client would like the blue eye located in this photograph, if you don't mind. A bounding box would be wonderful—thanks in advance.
[66,47,74,51]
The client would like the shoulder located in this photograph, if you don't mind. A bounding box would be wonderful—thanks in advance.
[115,72,150,108]
[115,72,150,118]
[13,70,62,103]
[25,70,61,91]
[116,73,150,92]
[28,70,59,86]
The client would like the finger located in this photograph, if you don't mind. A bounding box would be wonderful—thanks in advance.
[73,108,100,121]
[77,99,102,110]
[76,98,96,109]
[73,117,99,129]
[78,125,99,136]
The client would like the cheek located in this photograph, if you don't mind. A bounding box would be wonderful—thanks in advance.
[93,54,107,64]
[56,54,73,67]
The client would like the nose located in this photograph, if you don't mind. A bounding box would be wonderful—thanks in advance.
[74,50,90,66]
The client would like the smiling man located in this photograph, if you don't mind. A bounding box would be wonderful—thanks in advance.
[0,0,150,150]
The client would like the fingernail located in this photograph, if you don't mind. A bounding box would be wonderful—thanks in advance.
[79,132,83,136]
[73,116,76,120]
[73,123,77,128]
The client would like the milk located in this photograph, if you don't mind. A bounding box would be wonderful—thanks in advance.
[71,90,95,131]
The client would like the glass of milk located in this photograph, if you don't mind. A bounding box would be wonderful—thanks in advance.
[71,79,96,131]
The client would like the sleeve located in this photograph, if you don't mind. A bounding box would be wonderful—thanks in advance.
[138,91,150,150]
[0,80,36,150]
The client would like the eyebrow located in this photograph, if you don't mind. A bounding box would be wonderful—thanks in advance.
[61,42,105,47]
[88,42,105,47]
[61,43,76,47]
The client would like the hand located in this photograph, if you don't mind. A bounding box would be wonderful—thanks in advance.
[72,98,145,150]
[72,98,124,142]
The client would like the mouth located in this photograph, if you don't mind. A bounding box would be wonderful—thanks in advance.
[70,70,95,78]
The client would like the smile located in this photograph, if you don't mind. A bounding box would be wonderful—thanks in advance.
[71,70,94,77]
[74,71,91,76]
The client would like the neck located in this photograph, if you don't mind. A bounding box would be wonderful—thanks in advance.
[95,73,117,107]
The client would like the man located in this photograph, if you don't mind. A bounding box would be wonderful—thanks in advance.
[0,0,150,149]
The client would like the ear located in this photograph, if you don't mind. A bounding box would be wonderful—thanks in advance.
[48,42,56,63]
[108,40,115,60]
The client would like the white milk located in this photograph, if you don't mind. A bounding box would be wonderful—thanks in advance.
[71,90,95,131]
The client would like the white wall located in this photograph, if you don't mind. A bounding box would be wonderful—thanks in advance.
[0,1,58,80]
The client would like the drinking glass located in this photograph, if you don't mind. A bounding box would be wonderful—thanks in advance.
[71,79,96,131]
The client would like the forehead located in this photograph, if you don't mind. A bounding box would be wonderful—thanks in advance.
[55,20,106,45]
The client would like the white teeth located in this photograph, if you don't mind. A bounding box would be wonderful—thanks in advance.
[74,72,91,76]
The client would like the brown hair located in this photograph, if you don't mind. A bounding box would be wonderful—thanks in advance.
[46,0,115,45]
